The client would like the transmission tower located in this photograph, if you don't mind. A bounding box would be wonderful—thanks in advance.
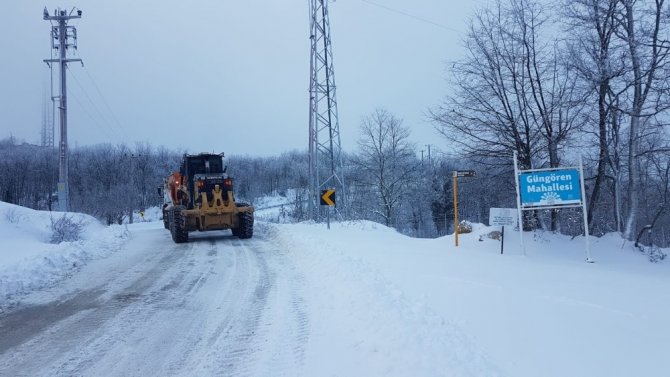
[43,7,83,212]
[308,0,346,221]
[41,89,54,148]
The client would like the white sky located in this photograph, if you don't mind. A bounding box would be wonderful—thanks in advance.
[1,1,482,156]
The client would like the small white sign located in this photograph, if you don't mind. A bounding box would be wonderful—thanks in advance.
[489,208,517,227]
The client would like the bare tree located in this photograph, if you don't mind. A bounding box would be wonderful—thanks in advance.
[634,145,669,260]
[431,0,540,171]
[432,0,581,167]
[514,1,584,170]
[432,0,582,230]
[515,0,587,230]
[352,109,417,228]
[0,138,57,209]
[564,0,626,229]
[615,0,670,239]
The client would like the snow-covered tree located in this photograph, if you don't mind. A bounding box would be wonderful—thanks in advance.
[351,109,418,228]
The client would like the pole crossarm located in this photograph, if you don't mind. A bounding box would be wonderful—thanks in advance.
[43,59,83,64]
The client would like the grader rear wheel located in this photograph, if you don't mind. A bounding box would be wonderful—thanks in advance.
[170,206,189,243]
[237,211,254,239]
[162,205,169,229]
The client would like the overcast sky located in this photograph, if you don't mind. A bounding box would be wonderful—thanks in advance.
[1,0,483,157]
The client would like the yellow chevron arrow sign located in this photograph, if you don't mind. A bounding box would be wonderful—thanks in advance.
[320,189,336,206]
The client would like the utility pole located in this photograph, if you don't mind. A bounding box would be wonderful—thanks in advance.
[426,144,432,166]
[43,7,83,212]
[308,0,346,221]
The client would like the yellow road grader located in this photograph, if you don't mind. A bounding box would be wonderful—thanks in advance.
[161,153,254,243]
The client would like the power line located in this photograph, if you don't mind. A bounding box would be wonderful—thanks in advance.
[67,87,117,141]
[67,66,125,141]
[81,65,129,140]
[358,0,460,33]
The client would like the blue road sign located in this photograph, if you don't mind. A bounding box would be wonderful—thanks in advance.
[519,169,582,207]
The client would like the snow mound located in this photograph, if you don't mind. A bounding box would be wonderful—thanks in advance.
[267,220,502,376]
[253,192,295,223]
[0,201,130,308]
[262,219,669,376]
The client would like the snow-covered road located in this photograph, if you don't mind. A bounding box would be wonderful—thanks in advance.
[6,203,664,376]
[0,224,309,376]
[0,207,501,377]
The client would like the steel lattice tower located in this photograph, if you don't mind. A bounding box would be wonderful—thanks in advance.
[41,91,54,148]
[308,0,346,221]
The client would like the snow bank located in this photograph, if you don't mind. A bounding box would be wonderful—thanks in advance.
[267,220,668,377]
[252,192,295,223]
[0,201,129,309]
[266,221,502,376]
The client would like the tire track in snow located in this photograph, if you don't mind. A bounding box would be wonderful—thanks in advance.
[0,226,310,377]
[65,237,230,376]
[248,238,310,376]
[190,238,273,377]
[186,235,310,377]
[0,240,189,376]
[235,237,310,377]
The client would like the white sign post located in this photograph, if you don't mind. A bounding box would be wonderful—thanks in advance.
[513,152,593,262]
[489,208,517,255]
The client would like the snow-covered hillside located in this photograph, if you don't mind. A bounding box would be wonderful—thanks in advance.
[1,200,668,376]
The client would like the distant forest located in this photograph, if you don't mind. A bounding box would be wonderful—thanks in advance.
[2,0,669,256]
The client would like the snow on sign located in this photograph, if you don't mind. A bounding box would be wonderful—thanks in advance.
[519,168,582,208]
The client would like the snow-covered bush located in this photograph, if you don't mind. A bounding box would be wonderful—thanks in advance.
[4,208,23,223]
[486,230,502,240]
[639,244,667,263]
[50,214,85,244]
[3,206,29,224]
[457,220,473,234]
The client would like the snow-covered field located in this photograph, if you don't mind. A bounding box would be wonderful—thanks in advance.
[1,200,668,376]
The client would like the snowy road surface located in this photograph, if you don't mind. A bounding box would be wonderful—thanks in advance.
[4,205,667,376]
[0,221,498,377]
[0,225,309,376]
